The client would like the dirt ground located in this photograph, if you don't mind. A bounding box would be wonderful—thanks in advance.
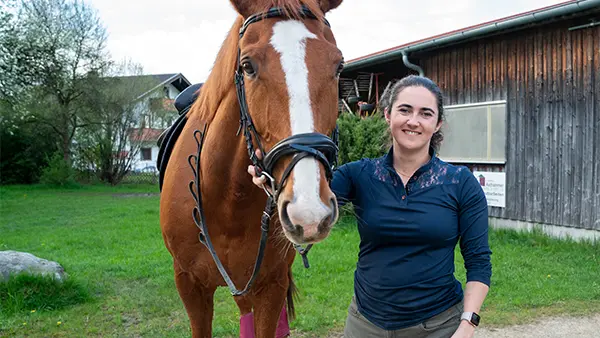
[320,314,600,338]
[474,314,600,338]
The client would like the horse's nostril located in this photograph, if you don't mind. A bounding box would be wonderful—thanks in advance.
[330,198,337,210]
[280,200,292,229]
[330,198,337,218]
[318,198,337,231]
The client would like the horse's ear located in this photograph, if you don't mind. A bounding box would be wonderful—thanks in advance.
[229,0,256,18]
[319,0,343,13]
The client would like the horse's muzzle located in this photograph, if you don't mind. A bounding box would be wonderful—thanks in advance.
[279,196,338,244]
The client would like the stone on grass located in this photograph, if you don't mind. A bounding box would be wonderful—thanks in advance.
[0,250,66,282]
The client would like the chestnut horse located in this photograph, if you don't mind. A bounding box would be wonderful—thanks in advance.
[159,0,344,337]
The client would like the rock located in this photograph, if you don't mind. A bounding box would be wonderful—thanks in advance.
[0,250,66,282]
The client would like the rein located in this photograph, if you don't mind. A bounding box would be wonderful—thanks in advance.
[188,6,339,297]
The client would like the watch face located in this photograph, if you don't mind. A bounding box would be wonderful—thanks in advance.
[471,313,481,326]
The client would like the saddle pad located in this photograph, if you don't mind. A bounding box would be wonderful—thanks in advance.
[156,112,189,191]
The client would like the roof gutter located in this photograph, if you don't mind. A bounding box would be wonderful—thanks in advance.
[136,73,181,101]
[345,0,600,72]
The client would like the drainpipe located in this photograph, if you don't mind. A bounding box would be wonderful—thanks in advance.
[401,50,424,76]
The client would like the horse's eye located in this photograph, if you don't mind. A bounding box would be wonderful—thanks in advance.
[241,60,255,77]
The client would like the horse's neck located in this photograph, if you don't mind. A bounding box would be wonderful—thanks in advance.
[194,91,260,202]
[193,17,263,201]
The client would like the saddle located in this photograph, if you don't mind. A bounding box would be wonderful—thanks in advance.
[156,83,203,191]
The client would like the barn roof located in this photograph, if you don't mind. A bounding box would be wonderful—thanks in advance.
[344,0,600,72]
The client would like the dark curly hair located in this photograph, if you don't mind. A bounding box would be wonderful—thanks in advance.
[379,75,445,151]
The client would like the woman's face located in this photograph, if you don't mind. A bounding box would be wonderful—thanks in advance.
[385,86,442,153]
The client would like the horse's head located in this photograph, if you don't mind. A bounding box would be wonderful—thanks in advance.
[230,0,343,245]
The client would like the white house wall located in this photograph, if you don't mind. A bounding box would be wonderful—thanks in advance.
[132,141,160,172]
[129,82,184,172]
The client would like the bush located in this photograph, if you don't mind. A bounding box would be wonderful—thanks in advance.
[336,112,390,165]
[39,152,78,187]
[0,113,58,185]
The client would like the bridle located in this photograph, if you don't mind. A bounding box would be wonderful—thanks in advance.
[188,6,340,297]
[235,7,339,201]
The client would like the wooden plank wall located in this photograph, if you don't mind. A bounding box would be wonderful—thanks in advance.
[420,22,600,230]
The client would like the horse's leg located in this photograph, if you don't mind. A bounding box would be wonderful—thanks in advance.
[173,262,216,338]
[234,296,254,337]
[252,282,289,338]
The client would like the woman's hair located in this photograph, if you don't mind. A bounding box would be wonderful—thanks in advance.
[379,75,445,151]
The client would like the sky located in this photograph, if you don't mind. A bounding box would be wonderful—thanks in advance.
[86,0,567,84]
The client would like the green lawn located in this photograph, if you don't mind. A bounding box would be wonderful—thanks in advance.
[0,184,599,337]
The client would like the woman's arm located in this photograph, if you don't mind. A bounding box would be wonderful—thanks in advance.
[452,168,493,337]
[463,281,490,315]
[452,281,489,337]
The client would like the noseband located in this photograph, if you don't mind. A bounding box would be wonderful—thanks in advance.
[188,6,339,297]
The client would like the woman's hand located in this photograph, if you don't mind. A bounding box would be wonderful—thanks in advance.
[247,162,267,187]
[246,150,273,194]
[450,321,475,338]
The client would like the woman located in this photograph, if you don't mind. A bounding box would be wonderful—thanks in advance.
[248,75,492,338]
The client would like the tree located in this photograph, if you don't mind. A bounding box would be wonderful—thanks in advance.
[1,0,110,164]
[1,2,60,184]
[75,60,161,185]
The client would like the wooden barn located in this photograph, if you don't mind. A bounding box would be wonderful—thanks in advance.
[339,0,600,240]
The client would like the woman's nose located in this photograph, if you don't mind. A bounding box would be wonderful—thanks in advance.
[406,114,420,126]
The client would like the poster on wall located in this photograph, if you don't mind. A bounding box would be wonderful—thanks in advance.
[473,171,506,208]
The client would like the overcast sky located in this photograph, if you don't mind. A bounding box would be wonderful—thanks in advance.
[87,0,566,84]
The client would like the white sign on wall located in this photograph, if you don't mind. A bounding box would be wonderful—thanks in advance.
[473,171,506,208]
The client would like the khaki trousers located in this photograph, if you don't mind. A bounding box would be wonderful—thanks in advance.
[343,296,463,338]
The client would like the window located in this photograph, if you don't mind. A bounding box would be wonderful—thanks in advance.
[140,114,152,128]
[437,100,506,163]
[141,148,152,161]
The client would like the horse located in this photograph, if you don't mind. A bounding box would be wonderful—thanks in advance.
[158,0,345,337]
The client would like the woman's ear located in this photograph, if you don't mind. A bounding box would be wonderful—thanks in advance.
[384,107,391,124]
[435,120,443,133]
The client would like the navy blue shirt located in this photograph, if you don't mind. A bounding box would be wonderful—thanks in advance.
[331,147,492,330]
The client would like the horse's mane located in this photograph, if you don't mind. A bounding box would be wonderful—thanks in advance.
[195,0,324,122]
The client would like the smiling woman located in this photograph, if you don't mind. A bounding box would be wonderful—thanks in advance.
[250,74,493,338]
[383,75,445,157]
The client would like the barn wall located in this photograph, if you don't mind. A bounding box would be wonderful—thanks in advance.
[419,20,600,230]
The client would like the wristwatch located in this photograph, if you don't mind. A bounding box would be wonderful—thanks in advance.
[460,312,480,327]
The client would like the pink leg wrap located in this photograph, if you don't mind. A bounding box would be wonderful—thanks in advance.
[239,306,290,338]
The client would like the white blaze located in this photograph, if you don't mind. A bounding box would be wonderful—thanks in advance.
[270,20,329,225]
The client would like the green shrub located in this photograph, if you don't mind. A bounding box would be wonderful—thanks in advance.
[0,110,58,184]
[39,152,78,187]
[336,112,390,165]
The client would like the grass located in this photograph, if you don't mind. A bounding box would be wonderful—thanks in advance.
[0,274,90,316]
[0,184,599,337]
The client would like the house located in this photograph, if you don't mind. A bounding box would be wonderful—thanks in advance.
[123,73,192,172]
[339,0,600,240]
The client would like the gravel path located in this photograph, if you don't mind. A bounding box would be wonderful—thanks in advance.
[475,314,600,338]
[317,314,600,338]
